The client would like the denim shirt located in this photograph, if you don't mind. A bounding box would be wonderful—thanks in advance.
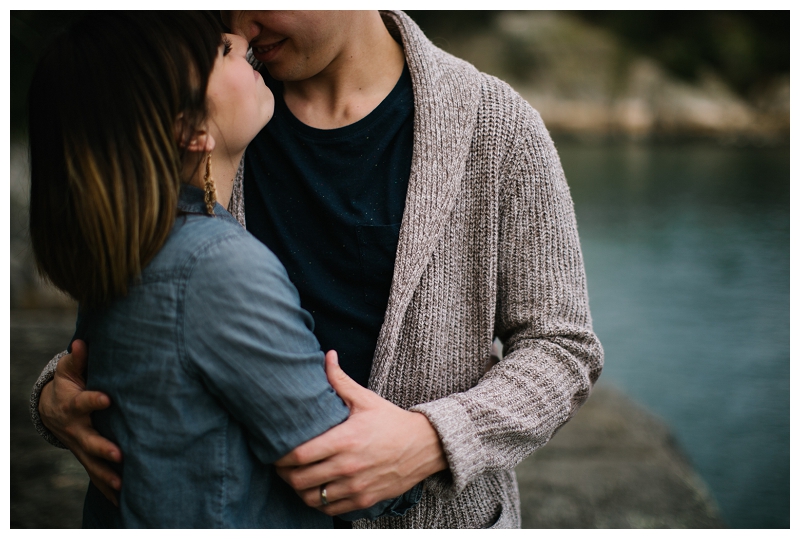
[79,186,421,528]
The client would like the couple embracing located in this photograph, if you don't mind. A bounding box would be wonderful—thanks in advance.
[29,10,603,529]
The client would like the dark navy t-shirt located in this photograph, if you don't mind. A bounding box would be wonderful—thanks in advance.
[244,65,413,387]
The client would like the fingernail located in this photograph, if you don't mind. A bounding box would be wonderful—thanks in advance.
[112,479,121,490]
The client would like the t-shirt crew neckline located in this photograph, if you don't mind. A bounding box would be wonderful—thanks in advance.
[274,63,411,141]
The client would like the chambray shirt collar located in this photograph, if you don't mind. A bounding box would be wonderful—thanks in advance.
[178,185,239,226]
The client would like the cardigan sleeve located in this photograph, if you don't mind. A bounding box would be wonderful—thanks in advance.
[410,106,603,499]
[30,350,69,449]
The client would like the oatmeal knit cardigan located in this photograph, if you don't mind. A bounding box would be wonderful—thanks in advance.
[32,10,603,529]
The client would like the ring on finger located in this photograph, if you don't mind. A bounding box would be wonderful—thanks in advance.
[320,484,329,506]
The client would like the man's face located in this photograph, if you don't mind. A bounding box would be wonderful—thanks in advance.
[222,11,352,82]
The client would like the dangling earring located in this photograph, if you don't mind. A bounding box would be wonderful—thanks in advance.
[203,153,216,215]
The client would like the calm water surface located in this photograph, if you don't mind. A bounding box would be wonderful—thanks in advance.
[557,140,789,528]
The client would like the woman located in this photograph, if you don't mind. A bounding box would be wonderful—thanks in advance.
[28,11,417,528]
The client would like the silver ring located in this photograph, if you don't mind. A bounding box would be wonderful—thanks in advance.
[320,485,329,506]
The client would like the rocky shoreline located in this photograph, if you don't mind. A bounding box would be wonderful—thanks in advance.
[430,12,788,145]
[10,309,724,528]
[517,382,725,528]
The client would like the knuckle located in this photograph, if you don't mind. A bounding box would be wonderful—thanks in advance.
[300,491,317,507]
[291,447,309,464]
[286,474,306,491]
[354,494,372,509]
[351,477,370,494]
[63,424,78,443]
[341,436,360,452]
[322,505,337,516]
[100,472,116,487]
[340,460,362,477]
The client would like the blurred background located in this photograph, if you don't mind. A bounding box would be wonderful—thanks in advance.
[10,10,789,528]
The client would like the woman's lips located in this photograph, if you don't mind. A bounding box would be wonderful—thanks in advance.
[252,39,286,63]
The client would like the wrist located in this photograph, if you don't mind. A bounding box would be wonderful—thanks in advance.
[411,411,448,477]
[38,381,54,429]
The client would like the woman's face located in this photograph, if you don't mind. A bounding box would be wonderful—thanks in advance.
[205,33,274,156]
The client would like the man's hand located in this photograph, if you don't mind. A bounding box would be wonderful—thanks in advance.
[275,351,447,516]
[39,339,122,506]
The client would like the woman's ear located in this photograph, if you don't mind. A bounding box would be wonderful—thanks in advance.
[183,131,216,154]
[175,115,216,154]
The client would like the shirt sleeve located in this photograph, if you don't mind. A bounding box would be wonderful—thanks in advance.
[181,230,350,464]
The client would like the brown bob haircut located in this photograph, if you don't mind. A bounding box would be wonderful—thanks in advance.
[28,11,223,308]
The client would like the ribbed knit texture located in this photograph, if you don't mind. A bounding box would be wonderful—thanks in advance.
[31,10,602,529]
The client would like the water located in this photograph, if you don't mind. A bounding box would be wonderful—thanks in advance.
[556,140,790,528]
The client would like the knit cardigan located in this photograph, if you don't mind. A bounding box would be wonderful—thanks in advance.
[31,10,603,529]
[238,11,603,528]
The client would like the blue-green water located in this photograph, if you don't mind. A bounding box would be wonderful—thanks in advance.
[557,141,790,529]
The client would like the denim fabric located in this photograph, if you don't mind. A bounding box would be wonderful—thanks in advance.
[78,186,418,528]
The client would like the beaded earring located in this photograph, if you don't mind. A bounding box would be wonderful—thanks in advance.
[203,153,216,215]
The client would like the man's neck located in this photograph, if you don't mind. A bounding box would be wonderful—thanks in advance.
[282,12,405,130]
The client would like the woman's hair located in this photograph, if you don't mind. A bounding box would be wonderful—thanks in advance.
[28,11,223,308]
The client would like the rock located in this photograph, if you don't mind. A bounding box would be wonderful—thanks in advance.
[428,11,788,144]
[516,382,726,528]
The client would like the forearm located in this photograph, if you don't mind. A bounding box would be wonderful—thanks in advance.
[30,350,69,449]
[412,331,601,498]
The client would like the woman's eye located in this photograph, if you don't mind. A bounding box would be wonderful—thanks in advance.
[223,37,233,56]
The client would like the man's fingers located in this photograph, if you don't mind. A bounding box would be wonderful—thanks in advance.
[274,428,345,467]
[276,452,363,496]
[74,453,122,505]
[324,350,371,408]
[60,340,89,381]
[86,463,121,507]
[91,479,120,508]
[72,390,111,415]
[275,460,330,490]
[296,483,377,516]
[79,430,122,463]
[276,457,349,491]
[84,458,122,492]
[70,339,89,364]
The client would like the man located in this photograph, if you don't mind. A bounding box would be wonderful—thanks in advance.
[32,11,603,528]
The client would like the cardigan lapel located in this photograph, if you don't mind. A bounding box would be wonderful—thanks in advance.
[369,11,482,393]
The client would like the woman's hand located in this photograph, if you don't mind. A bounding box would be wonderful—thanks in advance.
[275,351,447,515]
[39,340,123,506]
